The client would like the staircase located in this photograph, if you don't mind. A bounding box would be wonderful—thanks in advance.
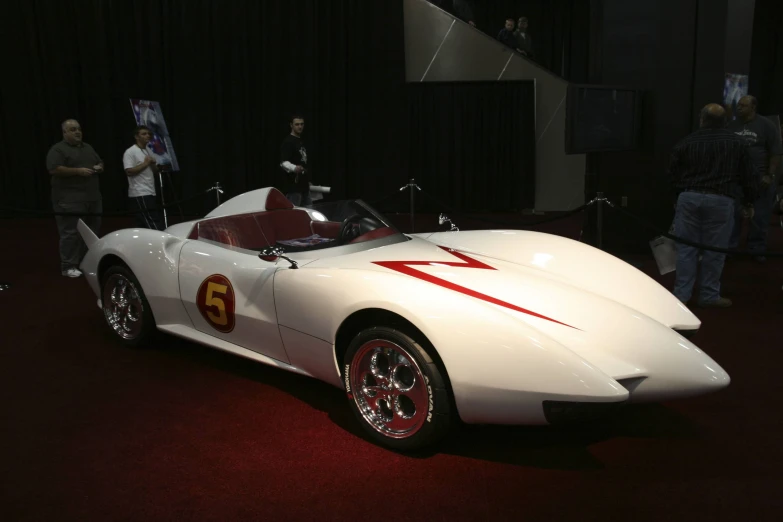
[403,0,586,211]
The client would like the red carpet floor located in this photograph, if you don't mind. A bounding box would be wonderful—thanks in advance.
[1,213,782,521]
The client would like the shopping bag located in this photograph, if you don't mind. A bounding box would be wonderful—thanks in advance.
[649,219,676,275]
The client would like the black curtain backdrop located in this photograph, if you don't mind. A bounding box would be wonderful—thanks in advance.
[407,82,536,212]
[1,0,537,218]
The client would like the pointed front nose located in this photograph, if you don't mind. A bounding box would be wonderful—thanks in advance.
[625,352,730,403]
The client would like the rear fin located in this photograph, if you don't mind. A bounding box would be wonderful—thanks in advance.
[77,219,99,249]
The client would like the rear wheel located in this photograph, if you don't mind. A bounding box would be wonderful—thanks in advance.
[344,326,452,450]
[101,265,155,348]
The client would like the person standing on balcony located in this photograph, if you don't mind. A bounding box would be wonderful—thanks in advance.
[497,19,522,52]
[514,17,535,59]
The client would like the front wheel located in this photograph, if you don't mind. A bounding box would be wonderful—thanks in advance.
[343,327,452,450]
[101,265,156,348]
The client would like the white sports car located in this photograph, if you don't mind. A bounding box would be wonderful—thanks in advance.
[77,187,728,450]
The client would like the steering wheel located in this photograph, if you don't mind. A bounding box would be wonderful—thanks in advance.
[338,215,364,244]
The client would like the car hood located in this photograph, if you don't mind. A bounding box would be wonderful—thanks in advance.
[303,234,727,400]
[307,233,693,333]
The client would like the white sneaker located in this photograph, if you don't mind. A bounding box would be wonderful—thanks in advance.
[62,268,82,278]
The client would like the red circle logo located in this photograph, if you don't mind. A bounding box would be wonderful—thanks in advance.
[196,274,236,333]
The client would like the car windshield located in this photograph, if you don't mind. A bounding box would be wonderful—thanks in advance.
[307,199,396,232]
[193,199,407,256]
[287,199,403,252]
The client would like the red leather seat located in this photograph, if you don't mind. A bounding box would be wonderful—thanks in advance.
[193,209,330,250]
[312,221,340,238]
[195,213,270,250]
[254,210,314,244]
[189,185,342,249]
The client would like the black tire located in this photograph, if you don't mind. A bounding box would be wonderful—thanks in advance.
[343,326,452,450]
[100,265,156,348]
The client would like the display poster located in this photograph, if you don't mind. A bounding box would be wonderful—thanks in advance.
[723,74,748,121]
[129,99,180,171]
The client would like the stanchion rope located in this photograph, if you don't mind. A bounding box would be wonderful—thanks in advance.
[604,198,783,258]
[417,187,590,228]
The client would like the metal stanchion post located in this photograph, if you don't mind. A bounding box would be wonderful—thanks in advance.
[209,182,224,208]
[399,179,422,233]
[410,178,415,233]
[596,191,604,250]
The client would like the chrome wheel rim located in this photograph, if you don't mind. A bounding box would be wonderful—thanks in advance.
[102,274,144,340]
[349,339,430,439]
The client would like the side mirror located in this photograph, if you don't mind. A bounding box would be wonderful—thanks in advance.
[259,246,281,262]
[259,247,299,269]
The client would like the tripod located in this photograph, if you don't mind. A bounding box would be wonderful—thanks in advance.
[157,165,184,228]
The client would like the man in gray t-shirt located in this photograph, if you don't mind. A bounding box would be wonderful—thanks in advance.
[46,119,104,277]
[727,96,783,259]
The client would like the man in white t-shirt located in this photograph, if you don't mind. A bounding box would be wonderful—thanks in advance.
[123,125,163,230]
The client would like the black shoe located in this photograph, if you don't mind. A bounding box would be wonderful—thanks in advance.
[698,297,732,308]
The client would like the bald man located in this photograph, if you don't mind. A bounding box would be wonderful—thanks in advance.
[727,95,783,261]
[668,104,757,307]
[46,119,104,278]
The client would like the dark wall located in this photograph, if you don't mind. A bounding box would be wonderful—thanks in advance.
[725,0,756,75]
[407,81,537,212]
[585,0,752,253]
[750,0,783,115]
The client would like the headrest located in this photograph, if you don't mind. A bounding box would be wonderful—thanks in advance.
[265,187,294,210]
[204,187,293,218]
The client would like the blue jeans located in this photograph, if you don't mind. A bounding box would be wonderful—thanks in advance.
[729,182,776,254]
[673,192,734,303]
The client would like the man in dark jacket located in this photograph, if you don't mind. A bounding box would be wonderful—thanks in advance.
[497,19,521,51]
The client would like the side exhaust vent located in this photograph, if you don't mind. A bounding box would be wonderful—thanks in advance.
[616,377,647,394]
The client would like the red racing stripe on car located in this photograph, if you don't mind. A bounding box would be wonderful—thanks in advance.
[373,246,578,330]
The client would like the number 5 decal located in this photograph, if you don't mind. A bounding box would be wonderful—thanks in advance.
[196,274,236,333]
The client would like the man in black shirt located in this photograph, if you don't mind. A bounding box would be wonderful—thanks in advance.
[668,104,757,307]
[279,114,311,206]
[727,95,783,261]
[46,119,104,278]
[497,19,522,52]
